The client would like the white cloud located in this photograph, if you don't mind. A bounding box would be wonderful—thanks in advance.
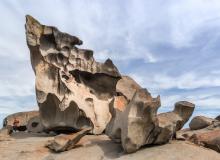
[158,92,220,110]
[195,97,220,108]
[135,72,220,90]
[0,105,38,115]
[0,60,35,97]
[160,95,182,108]
[170,0,220,48]
[129,71,220,110]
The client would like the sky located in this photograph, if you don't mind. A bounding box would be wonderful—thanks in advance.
[0,0,220,125]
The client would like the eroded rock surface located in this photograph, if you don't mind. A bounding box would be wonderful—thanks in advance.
[106,88,161,153]
[25,15,195,153]
[155,101,195,144]
[27,116,44,133]
[177,117,220,153]
[106,96,194,153]
[3,111,39,131]
[26,15,121,135]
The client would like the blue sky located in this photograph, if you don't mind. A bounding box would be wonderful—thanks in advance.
[0,0,220,124]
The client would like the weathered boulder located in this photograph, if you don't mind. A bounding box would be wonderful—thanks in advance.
[3,111,39,131]
[106,92,194,153]
[189,116,216,130]
[106,88,161,153]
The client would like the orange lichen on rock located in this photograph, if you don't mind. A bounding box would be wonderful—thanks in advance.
[114,96,128,112]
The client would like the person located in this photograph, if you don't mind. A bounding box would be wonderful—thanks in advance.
[12,118,19,132]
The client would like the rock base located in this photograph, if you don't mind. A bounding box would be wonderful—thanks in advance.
[0,133,220,160]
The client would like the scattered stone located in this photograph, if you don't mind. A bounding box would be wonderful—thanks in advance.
[46,127,91,152]
[189,116,216,130]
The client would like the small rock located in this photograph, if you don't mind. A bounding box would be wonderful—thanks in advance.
[46,127,91,152]
[189,116,215,130]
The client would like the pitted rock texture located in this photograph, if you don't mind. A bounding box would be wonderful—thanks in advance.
[3,111,39,131]
[26,15,195,153]
[26,15,121,134]
[27,116,44,133]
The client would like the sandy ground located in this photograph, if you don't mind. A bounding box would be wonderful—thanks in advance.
[0,132,220,160]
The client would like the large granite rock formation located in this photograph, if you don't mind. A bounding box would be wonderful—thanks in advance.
[26,15,120,135]
[25,15,195,153]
